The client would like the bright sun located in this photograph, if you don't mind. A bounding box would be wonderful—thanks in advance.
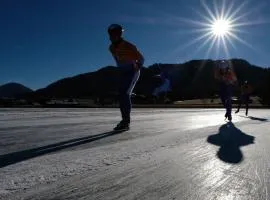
[176,0,260,58]
[211,19,232,36]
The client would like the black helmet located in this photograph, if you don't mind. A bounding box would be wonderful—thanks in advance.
[108,24,123,35]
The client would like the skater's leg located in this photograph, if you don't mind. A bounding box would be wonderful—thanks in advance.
[225,85,233,121]
[245,102,249,116]
[220,95,226,108]
[245,95,249,116]
[223,99,231,119]
[119,93,131,123]
[119,94,129,123]
[119,76,127,123]
[118,70,140,125]
[219,90,228,119]
[235,96,242,113]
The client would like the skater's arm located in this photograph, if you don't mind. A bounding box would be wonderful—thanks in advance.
[230,70,238,85]
[124,41,144,67]
[109,45,118,63]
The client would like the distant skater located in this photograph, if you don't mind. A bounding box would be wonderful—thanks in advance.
[108,24,144,131]
[235,81,253,116]
[214,60,237,121]
[152,70,171,103]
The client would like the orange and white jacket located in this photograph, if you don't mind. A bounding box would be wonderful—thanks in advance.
[109,39,144,70]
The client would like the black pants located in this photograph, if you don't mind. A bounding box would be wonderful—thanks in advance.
[237,94,250,115]
[119,70,140,123]
[219,83,232,117]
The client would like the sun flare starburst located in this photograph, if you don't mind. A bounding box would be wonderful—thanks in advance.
[173,0,266,59]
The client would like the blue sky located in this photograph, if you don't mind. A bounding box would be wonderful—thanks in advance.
[1,0,270,90]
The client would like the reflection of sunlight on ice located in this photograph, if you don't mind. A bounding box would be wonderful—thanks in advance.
[190,114,225,129]
[202,159,225,181]
[201,159,236,200]
[217,193,234,200]
[202,159,227,185]
[189,113,245,130]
